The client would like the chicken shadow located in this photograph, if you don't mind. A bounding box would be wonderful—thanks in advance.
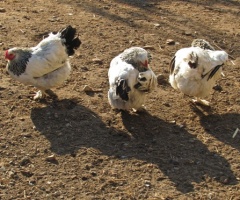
[199,112,240,151]
[31,100,237,193]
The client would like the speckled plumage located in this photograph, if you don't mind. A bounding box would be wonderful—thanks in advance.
[120,47,152,72]
[108,47,157,111]
[169,46,228,106]
[7,49,32,76]
[191,39,215,51]
[5,25,81,100]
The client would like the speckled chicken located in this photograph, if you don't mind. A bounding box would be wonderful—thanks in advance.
[169,43,228,106]
[108,47,157,111]
[5,25,81,100]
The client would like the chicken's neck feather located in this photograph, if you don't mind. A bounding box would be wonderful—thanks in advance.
[8,49,32,76]
[121,53,147,72]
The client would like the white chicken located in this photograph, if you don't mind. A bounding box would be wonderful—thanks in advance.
[5,25,81,100]
[108,47,157,111]
[169,44,228,106]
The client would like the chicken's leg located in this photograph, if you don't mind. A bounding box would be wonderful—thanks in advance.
[33,89,57,100]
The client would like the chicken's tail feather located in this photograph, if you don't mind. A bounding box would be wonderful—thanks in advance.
[60,25,81,56]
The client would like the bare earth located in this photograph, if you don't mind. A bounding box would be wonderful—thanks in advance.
[0,0,240,199]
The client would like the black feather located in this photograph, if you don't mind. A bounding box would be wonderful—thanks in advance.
[116,79,131,101]
[169,56,175,75]
[8,50,32,76]
[207,64,223,81]
[60,25,81,56]
[134,82,142,89]
[201,64,223,80]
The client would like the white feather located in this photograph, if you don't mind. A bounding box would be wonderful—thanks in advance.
[169,47,228,100]
[108,47,157,110]
[7,32,70,92]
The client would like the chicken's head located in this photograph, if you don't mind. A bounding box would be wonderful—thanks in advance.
[5,49,16,60]
[122,47,151,70]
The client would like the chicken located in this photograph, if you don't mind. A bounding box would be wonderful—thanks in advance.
[5,25,81,100]
[108,47,157,111]
[169,45,228,106]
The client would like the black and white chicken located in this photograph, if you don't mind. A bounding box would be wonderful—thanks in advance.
[169,40,228,106]
[108,47,157,111]
[5,25,81,100]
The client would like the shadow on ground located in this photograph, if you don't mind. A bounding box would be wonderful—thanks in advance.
[200,112,240,151]
[31,99,237,193]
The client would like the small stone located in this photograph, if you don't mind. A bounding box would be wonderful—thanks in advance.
[20,157,31,166]
[184,31,192,36]
[29,179,36,185]
[65,123,71,127]
[143,45,155,50]
[219,176,230,184]
[0,166,6,172]
[92,58,103,64]
[20,132,32,138]
[0,8,6,13]
[166,39,175,45]
[178,124,185,128]
[8,171,15,178]
[144,180,151,187]
[21,170,33,177]
[45,154,57,163]
[80,66,89,71]
[19,117,25,121]
[163,102,170,107]
[48,18,56,22]
[81,176,88,181]
[82,85,93,92]
[91,171,97,176]
[103,6,110,10]
[213,85,222,91]
[153,23,160,27]
[0,184,6,189]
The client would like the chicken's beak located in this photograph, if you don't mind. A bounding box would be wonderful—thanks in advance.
[141,60,148,68]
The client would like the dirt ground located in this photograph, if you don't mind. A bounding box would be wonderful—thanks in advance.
[0,0,240,199]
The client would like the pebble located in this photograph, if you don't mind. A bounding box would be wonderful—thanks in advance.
[82,85,93,92]
[166,39,175,45]
[219,176,230,184]
[163,102,171,107]
[143,45,155,50]
[80,66,89,71]
[20,157,31,166]
[153,23,161,27]
[8,171,15,178]
[213,85,222,91]
[21,170,33,177]
[184,31,192,36]
[28,179,36,185]
[45,154,57,162]
[20,132,32,138]
[92,58,103,64]
[0,8,6,13]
